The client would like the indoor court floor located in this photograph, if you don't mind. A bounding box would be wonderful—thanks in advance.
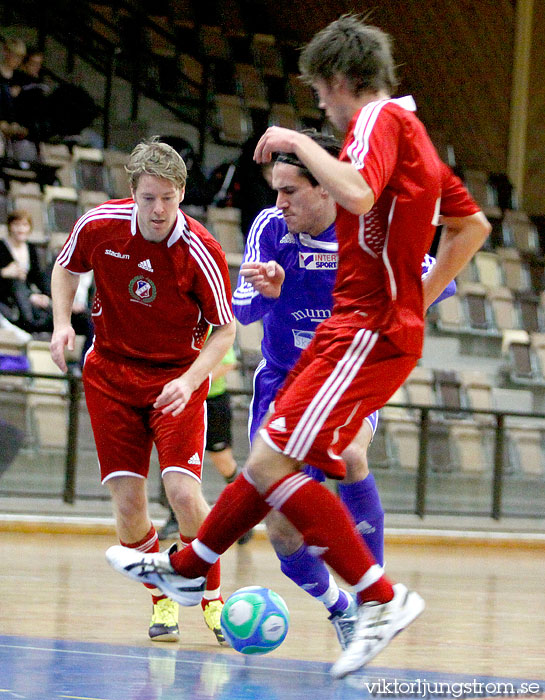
[0,531,543,699]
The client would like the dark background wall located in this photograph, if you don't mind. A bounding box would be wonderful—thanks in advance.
[246,0,515,174]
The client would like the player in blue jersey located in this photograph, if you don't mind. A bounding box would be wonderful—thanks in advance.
[233,129,455,648]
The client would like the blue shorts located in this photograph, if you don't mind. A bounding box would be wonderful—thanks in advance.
[249,359,379,482]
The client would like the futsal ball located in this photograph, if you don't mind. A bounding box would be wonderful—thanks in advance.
[220,586,289,654]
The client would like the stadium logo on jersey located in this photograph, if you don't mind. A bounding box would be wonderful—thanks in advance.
[138,258,154,272]
[128,275,157,304]
[279,233,296,244]
[298,252,338,269]
[292,329,315,350]
[290,308,331,322]
[105,248,130,260]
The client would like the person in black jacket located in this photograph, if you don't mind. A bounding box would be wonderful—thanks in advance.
[0,210,92,349]
[0,210,52,332]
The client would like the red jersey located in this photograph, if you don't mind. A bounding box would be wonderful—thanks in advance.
[58,198,233,365]
[335,96,479,355]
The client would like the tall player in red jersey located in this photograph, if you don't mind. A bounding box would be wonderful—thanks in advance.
[50,138,236,646]
[106,18,491,675]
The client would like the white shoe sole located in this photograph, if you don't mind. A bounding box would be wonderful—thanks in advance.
[105,545,205,607]
[331,588,425,679]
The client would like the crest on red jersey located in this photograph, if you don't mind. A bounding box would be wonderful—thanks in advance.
[128,275,157,304]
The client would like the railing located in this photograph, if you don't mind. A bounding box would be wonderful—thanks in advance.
[0,369,544,519]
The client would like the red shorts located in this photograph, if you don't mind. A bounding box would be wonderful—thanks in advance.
[262,321,418,479]
[83,350,209,484]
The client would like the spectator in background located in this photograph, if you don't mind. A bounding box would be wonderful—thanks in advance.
[0,210,52,332]
[13,46,51,144]
[0,37,28,147]
[14,46,44,86]
[0,211,92,357]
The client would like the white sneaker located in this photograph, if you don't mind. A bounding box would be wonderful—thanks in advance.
[328,591,358,650]
[330,583,425,679]
[105,543,205,606]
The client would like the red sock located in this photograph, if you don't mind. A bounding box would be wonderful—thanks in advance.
[120,524,166,604]
[170,473,270,577]
[179,534,222,605]
[267,473,394,604]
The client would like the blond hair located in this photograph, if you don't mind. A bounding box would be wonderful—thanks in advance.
[125,136,187,191]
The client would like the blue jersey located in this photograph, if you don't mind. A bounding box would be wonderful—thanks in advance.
[233,207,338,373]
[233,206,454,371]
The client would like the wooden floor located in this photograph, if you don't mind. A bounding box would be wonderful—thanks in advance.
[0,531,543,699]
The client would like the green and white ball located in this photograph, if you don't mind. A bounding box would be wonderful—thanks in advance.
[220,586,290,654]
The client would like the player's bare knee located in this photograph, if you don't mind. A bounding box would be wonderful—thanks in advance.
[265,512,303,556]
[343,443,370,482]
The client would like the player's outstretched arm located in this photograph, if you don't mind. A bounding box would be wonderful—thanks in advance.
[50,262,80,372]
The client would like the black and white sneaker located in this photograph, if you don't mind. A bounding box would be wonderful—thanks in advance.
[330,583,425,679]
[106,543,205,607]
[328,591,358,649]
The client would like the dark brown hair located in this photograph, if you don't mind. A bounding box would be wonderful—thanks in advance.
[299,14,398,96]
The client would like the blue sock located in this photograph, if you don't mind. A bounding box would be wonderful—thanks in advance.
[338,473,385,567]
[277,545,350,614]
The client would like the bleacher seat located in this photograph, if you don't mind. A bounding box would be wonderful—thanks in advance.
[9,181,46,241]
[26,339,68,449]
[507,425,544,476]
[198,25,236,95]
[214,94,253,146]
[39,143,74,188]
[433,369,488,472]
[473,250,504,288]
[515,290,545,333]
[380,386,420,471]
[529,332,545,378]
[432,292,466,333]
[496,247,532,293]
[457,281,498,334]
[501,329,542,385]
[234,318,263,389]
[235,63,270,111]
[72,146,108,192]
[459,370,494,422]
[177,53,203,99]
[463,169,497,209]
[79,190,109,214]
[250,34,284,78]
[287,73,322,123]
[103,150,131,199]
[503,210,540,254]
[268,103,300,130]
[25,338,84,449]
[455,258,476,285]
[487,286,519,331]
[200,25,232,62]
[207,206,244,254]
[43,186,79,236]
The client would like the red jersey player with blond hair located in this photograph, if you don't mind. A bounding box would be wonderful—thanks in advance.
[106,17,491,676]
[50,137,235,646]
